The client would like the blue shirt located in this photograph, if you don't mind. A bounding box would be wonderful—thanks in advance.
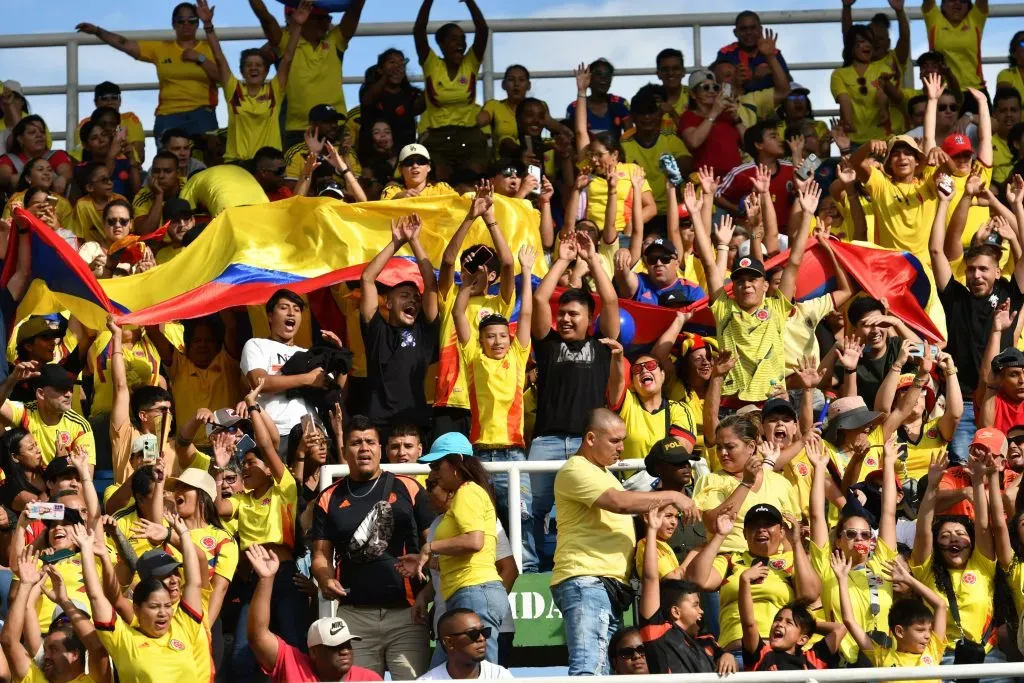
[715,43,791,93]
[634,273,705,308]
[566,95,631,139]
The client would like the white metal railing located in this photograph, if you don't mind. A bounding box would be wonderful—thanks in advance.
[4,5,1024,144]
[523,666,1024,682]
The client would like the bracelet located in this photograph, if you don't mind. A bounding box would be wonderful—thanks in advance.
[486,222,498,229]
[111,351,123,356]
[577,91,587,98]
[164,527,172,544]
[913,377,929,388]
[840,147,852,155]
[248,403,263,413]
[204,25,215,32]
[716,245,729,251]
[946,369,958,376]
[739,481,753,489]
[889,363,903,373]
[338,167,350,175]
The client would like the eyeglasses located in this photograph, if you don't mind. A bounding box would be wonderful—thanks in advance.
[448,627,491,641]
[857,77,868,96]
[174,17,200,25]
[1008,435,1024,446]
[646,254,675,265]
[697,83,721,93]
[93,175,113,184]
[937,103,958,113]
[106,217,130,227]
[616,645,646,659]
[841,529,873,541]
[630,360,660,376]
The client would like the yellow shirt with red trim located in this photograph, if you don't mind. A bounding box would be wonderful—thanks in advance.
[864,166,938,264]
[34,551,112,632]
[420,50,481,131]
[71,193,128,243]
[229,469,298,550]
[461,335,530,448]
[812,537,897,663]
[1007,558,1024,618]
[7,402,95,466]
[900,417,949,482]
[169,348,244,448]
[830,60,898,144]
[585,162,653,232]
[785,294,834,372]
[996,67,1024,108]
[620,133,690,215]
[137,40,217,116]
[87,332,162,419]
[692,471,800,555]
[223,75,284,162]
[133,177,185,220]
[278,26,348,132]
[435,481,501,600]
[784,448,813,518]
[868,631,945,683]
[106,505,171,559]
[15,661,90,683]
[711,291,793,402]
[283,141,362,185]
[925,4,988,89]
[165,525,239,615]
[431,286,516,409]
[911,549,997,651]
[713,550,795,647]
[634,537,679,581]
[614,390,696,464]
[95,601,208,683]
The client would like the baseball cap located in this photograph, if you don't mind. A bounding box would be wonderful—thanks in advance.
[17,315,65,345]
[43,457,78,482]
[942,133,973,157]
[2,80,24,97]
[744,503,783,526]
[419,432,474,464]
[204,408,253,437]
[886,134,923,161]
[971,427,1008,457]
[687,68,715,90]
[761,398,797,421]
[308,104,344,124]
[992,347,1024,373]
[137,549,181,581]
[308,617,362,648]
[52,599,91,624]
[488,158,521,178]
[644,238,677,259]
[398,143,431,164]
[644,438,697,476]
[32,364,74,392]
[731,255,766,279]
[166,468,218,502]
[162,198,194,222]
[788,83,810,96]
[94,81,121,98]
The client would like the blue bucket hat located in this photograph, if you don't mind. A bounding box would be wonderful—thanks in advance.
[419,432,474,464]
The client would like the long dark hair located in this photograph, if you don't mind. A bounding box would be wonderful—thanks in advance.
[8,115,47,156]
[929,515,976,598]
[15,158,52,192]
[192,487,224,531]
[0,428,42,498]
[445,454,496,506]
[842,25,875,67]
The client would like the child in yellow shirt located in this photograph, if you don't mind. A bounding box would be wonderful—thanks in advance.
[635,503,685,581]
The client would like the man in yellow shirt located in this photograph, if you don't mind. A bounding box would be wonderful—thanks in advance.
[551,408,698,675]
[619,86,691,218]
[133,152,186,236]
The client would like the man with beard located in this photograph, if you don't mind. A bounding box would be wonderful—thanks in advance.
[418,609,513,680]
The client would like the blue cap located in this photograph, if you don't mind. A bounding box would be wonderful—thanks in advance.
[419,432,474,463]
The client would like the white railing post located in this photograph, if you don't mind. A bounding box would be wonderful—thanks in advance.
[482,35,495,103]
[65,39,79,147]
[507,462,522,569]
[692,24,702,68]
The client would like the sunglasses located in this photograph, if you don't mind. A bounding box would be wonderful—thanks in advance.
[646,254,675,265]
[631,360,660,375]
[841,529,873,541]
[616,645,646,659]
[106,217,130,227]
[449,627,491,641]
[401,158,428,168]
[937,103,958,113]
[697,83,721,93]
[174,17,200,25]
[1009,435,1024,445]
[857,77,868,96]
[500,169,519,178]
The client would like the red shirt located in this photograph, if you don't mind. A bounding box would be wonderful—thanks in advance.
[717,161,796,227]
[0,150,72,174]
[938,466,1020,519]
[267,186,294,202]
[994,393,1024,436]
[678,110,741,178]
[267,637,382,683]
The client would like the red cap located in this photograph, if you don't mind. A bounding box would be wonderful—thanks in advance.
[942,133,973,158]
[677,203,690,220]
[971,427,1008,457]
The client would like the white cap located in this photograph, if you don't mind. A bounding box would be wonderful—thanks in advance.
[52,599,91,623]
[166,468,218,502]
[398,143,431,163]
[2,80,24,97]
[307,617,361,648]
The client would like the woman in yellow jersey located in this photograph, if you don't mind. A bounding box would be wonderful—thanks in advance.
[478,66,568,162]
[996,31,1024,104]
[652,317,713,441]
[686,501,819,665]
[77,3,219,144]
[398,432,504,663]
[989,455,1024,648]
[72,167,130,248]
[923,0,989,93]
[807,431,900,665]
[380,144,456,200]
[832,25,898,145]
[911,450,1003,668]
[79,515,207,683]
[875,343,962,481]
[3,158,74,227]
[413,0,490,179]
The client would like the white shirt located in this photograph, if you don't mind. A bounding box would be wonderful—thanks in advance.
[418,660,514,680]
[427,517,516,634]
[239,337,312,439]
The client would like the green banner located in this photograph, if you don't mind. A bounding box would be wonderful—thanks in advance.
[508,573,634,647]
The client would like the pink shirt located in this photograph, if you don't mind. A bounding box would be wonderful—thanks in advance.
[267,637,384,683]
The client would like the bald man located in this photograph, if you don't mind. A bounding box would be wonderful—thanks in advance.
[550,408,699,675]
[419,609,512,680]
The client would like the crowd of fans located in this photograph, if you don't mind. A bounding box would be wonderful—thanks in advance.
[1,0,1024,681]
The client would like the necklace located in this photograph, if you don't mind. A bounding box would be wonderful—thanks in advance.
[345,473,383,499]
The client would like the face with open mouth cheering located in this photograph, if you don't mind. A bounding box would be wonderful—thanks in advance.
[630,356,664,399]
[934,518,973,569]
[386,283,422,327]
[268,296,304,344]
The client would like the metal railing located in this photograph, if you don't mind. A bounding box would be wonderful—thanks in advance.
[524,666,1024,682]
[4,5,1024,144]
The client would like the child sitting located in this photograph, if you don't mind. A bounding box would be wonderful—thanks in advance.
[834,552,946,682]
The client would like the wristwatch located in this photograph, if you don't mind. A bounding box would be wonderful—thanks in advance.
[247,403,263,413]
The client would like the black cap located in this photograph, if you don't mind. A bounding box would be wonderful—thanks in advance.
[161,198,193,222]
[744,503,783,526]
[137,548,181,581]
[731,255,766,279]
[488,158,522,178]
[644,238,678,258]
[94,81,121,98]
[32,364,75,393]
[44,507,84,528]
[644,437,696,476]
[43,457,80,482]
[308,104,344,124]
[761,398,798,420]
[993,347,1024,373]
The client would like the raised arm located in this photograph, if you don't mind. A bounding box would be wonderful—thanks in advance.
[573,64,591,153]
[819,234,853,307]
[788,510,822,601]
[170,514,202,611]
[75,23,141,60]
[517,246,536,347]
[441,190,490,297]
[832,552,875,653]
[683,512,732,590]
[453,270,475,347]
[852,139,887,184]
[640,507,666,620]
[1,549,44,682]
[651,311,690,375]
[937,352,963,440]
[739,564,770,655]
[247,0,284,47]
[407,215,439,323]
[806,433,830,549]
[892,0,911,66]
[779,184,818,301]
[275,1,310,92]
[990,452,1014,569]
[463,0,489,63]
[195,0,230,86]
[482,190,516,305]
[413,0,433,65]
[360,220,406,323]
[338,0,366,42]
[603,338,627,409]
[879,431,899,548]
[532,237,576,338]
[967,456,995,560]
[246,544,282,674]
[75,525,114,626]
[970,87,993,167]
[107,317,130,433]
[930,176,955,291]
[247,378,286,483]
[977,299,1016,427]
[685,178,724,298]
[579,233,620,339]
[922,73,945,154]
[911,453,948,566]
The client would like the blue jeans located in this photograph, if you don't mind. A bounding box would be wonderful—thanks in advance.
[551,576,622,676]
[0,568,12,621]
[231,560,307,678]
[701,590,721,640]
[442,581,508,664]
[475,446,538,573]
[153,107,219,148]
[528,435,581,568]
[949,400,975,465]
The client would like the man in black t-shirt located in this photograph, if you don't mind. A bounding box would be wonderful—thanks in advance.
[359,214,440,440]
[528,231,620,566]
[930,187,1024,463]
[310,415,434,679]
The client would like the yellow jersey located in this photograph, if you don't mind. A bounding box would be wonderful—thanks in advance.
[95,601,208,683]
[785,294,834,372]
[168,348,244,448]
[8,402,95,466]
[462,336,530,448]
[661,89,689,133]
[634,537,679,581]
[3,191,73,228]
[615,391,696,463]
[278,27,348,132]
[585,162,652,232]
[993,134,1013,186]
[713,550,795,647]
[35,551,111,632]
[900,417,949,482]
[482,99,519,158]
[868,631,945,683]
[223,76,284,162]
[137,40,217,116]
[784,448,813,518]
[420,50,481,131]
[830,61,898,144]
[380,181,456,201]
[925,4,988,89]
[996,67,1024,107]
[229,469,298,550]
[620,133,690,215]
[282,141,361,185]
[108,506,171,559]
[911,550,997,650]
[71,193,128,243]
[864,166,938,265]
[133,177,185,220]
[87,332,162,419]
[15,661,90,683]
[711,291,793,402]
[435,481,501,600]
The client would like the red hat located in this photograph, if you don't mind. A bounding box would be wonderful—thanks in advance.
[942,133,974,158]
[677,203,690,220]
[895,373,936,415]
[971,427,1008,457]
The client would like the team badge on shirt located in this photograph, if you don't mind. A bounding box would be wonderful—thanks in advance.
[169,639,186,651]
[57,431,72,448]
[962,571,977,585]
[865,457,877,468]
[922,655,935,665]
[755,309,770,322]
[770,559,786,570]
[261,497,272,506]
[201,536,216,551]
[927,428,938,439]
[796,462,810,477]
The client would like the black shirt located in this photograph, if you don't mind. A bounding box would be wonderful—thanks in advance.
[362,312,439,428]
[939,276,1024,397]
[744,637,840,671]
[311,472,434,608]
[532,331,613,437]
[835,337,902,410]
[359,83,422,151]
[640,608,720,674]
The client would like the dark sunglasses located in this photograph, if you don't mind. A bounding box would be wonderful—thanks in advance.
[401,157,429,168]
[500,168,519,178]
[646,254,675,265]
[630,359,660,375]
[1009,435,1024,446]
[174,16,200,25]
[616,645,646,659]
[264,166,286,176]
[106,217,130,227]
[842,528,873,541]
[937,103,958,113]
[697,83,721,93]
[449,627,491,641]
[856,77,868,96]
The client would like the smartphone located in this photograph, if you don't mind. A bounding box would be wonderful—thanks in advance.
[936,174,954,198]
[722,83,733,99]
[795,154,822,181]
[45,194,58,209]
[527,165,542,196]
[138,434,159,464]
[235,434,257,457]
[27,502,65,521]
[909,343,939,360]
